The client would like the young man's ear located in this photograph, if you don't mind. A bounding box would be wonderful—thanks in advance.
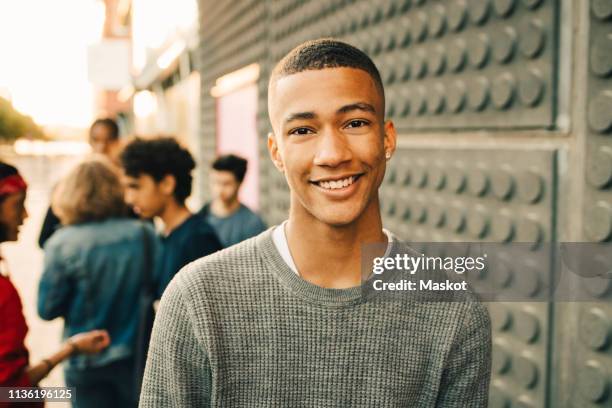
[383,120,397,161]
[159,174,177,197]
[267,132,285,173]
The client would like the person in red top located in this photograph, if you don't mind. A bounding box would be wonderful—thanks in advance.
[0,161,111,407]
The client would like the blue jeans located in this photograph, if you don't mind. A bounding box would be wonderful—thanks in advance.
[64,358,138,408]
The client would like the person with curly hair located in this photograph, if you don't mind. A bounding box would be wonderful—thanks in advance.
[120,137,222,296]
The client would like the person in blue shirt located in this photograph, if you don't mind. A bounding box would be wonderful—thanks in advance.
[120,137,222,297]
[199,154,267,248]
[38,158,159,407]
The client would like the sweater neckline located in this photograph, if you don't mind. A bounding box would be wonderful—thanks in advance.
[257,228,398,308]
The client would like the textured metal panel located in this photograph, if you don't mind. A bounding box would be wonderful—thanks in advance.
[381,146,556,407]
[571,1,612,407]
[336,0,560,131]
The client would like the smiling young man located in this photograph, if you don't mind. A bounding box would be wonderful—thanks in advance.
[139,39,491,407]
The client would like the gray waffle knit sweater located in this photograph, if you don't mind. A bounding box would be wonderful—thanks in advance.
[139,229,491,407]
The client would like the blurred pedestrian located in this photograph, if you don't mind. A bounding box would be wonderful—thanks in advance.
[0,162,110,408]
[37,158,159,408]
[199,154,266,247]
[120,137,222,297]
[38,118,122,248]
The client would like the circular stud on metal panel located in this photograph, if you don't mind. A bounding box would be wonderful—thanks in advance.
[384,0,398,17]
[429,45,447,76]
[448,166,467,193]
[467,167,490,196]
[587,146,612,188]
[592,0,612,20]
[447,205,466,232]
[493,0,516,17]
[429,4,447,37]
[514,309,540,343]
[489,392,511,408]
[577,361,610,403]
[492,73,516,110]
[579,307,611,350]
[513,354,539,389]
[522,0,543,8]
[495,261,514,288]
[427,83,446,114]
[491,168,515,200]
[412,49,429,79]
[591,33,612,77]
[515,396,536,408]
[412,201,428,223]
[448,0,468,31]
[468,0,491,24]
[412,166,428,188]
[384,31,397,51]
[411,11,429,43]
[429,204,446,228]
[384,65,397,84]
[584,201,612,242]
[493,27,517,63]
[429,166,447,190]
[413,86,428,115]
[401,166,412,186]
[515,262,541,296]
[520,19,546,58]
[468,33,491,68]
[467,77,491,111]
[492,343,512,374]
[518,69,545,107]
[448,39,467,72]
[401,97,412,117]
[517,218,543,249]
[467,208,490,238]
[582,276,612,298]
[492,214,515,242]
[401,58,412,81]
[448,80,467,113]
[490,305,513,331]
[517,170,544,203]
[588,90,612,133]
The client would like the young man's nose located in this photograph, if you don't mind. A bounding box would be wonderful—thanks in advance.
[313,128,352,167]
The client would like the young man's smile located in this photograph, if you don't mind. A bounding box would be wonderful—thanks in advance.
[268,67,396,226]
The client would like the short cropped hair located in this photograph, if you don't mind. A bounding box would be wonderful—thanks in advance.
[91,118,119,140]
[269,38,384,102]
[212,154,248,183]
[52,158,126,225]
[120,137,196,203]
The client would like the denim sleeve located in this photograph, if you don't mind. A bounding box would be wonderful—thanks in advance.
[37,245,73,321]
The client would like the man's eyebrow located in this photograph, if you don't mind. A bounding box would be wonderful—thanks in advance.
[284,111,316,124]
[337,102,376,115]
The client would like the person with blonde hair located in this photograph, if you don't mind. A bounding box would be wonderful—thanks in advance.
[38,158,160,408]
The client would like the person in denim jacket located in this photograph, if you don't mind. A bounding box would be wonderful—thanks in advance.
[37,157,160,408]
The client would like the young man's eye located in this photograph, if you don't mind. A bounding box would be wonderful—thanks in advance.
[289,127,314,136]
[345,120,369,128]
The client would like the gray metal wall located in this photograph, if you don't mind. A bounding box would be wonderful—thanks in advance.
[196,1,612,406]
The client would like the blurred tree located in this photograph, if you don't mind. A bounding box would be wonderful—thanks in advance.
[0,97,45,141]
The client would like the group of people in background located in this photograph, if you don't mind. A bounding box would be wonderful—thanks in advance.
[0,117,266,407]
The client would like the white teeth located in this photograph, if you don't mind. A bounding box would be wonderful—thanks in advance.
[317,176,356,190]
